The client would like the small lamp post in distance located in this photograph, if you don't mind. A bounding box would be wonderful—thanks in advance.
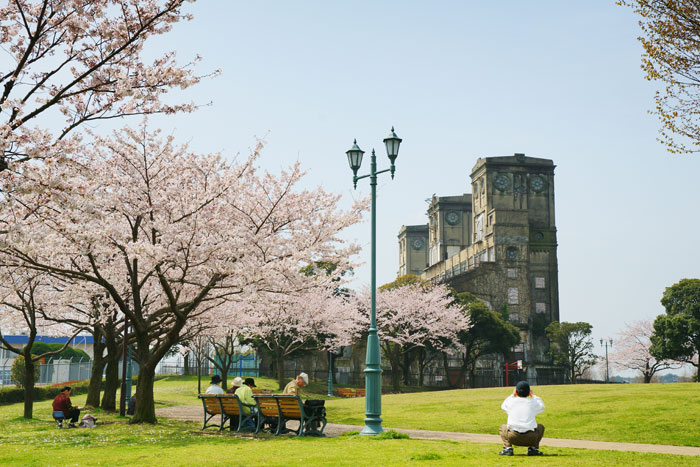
[600,338,613,384]
[345,127,402,436]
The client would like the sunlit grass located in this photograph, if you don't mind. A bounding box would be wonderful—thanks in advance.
[326,382,700,446]
[1,377,698,466]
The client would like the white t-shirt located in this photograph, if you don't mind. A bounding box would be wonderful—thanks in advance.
[501,394,545,432]
[205,384,225,395]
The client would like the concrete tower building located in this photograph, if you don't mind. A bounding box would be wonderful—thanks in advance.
[398,153,560,376]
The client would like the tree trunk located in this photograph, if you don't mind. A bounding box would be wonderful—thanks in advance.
[197,356,202,394]
[416,348,426,387]
[23,352,35,419]
[183,352,190,376]
[442,352,457,389]
[86,330,106,407]
[387,346,401,393]
[101,323,120,411]
[86,353,106,407]
[276,347,286,390]
[130,363,157,424]
[401,350,412,386]
[468,366,476,389]
[101,353,120,411]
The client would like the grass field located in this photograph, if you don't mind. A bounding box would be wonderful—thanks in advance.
[150,376,700,446]
[326,382,700,446]
[0,376,698,466]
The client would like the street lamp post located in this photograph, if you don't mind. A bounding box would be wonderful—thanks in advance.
[345,127,402,436]
[600,338,613,384]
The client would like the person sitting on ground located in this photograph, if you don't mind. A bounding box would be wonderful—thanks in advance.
[226,376,243,394]
[52,386,80,428]
[283,372,308,396]
[499,380,545,456]
[205,375,225,394]
[234,377,258,431]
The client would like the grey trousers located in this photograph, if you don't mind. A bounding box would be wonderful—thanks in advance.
[499,424,545,448]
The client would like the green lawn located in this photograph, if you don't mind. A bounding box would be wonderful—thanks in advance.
[0,377,698,466]
[129,376,700,446]
[326,382,700,446]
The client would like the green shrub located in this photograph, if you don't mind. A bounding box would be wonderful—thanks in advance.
[10,355,40,388]
[31,342,91,361]
[0,380,91,406]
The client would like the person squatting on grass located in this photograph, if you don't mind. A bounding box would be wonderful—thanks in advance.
[52,386,80,428]
[498,381,545,456]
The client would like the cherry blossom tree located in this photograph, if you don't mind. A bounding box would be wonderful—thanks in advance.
[0,121,365,423]
[366,283,471,392]
[611,320,682,383]
[0,262,84,418]
[0,0,211,172]
[236,286,364,389]
[54,291,128,410]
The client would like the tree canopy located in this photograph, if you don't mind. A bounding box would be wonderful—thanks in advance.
[651,278,700,380]
[621,1,700,154]
[449,292,520,388]
[546,321,597,383]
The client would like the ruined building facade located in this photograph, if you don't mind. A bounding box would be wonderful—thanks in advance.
[398,153,560,375]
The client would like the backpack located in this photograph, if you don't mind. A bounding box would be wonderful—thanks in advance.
[79,414,97,428]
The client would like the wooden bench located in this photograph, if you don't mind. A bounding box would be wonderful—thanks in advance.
[275,395,327,437]
[253,395,283,434]
[218,395,257,433]
[335,388,365,398]
[252,388,274,395]
[335,388,355,397]
[198,394,224,431]
[198,394,256,432]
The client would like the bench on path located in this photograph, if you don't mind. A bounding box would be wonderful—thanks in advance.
[199,394,327,436]
[275,395,327,437]
[219,395,257,433]
[335,388,365,398]
[198,394,256,432]
[198,394,224,431]
[253,395,283,434]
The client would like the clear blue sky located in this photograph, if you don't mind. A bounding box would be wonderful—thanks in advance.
[140,1,699,358]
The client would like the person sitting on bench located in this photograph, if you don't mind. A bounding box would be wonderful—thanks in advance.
[205,375,225,394]
[234,378,258,431]
[53,386,80,428]
[283,372,308,396]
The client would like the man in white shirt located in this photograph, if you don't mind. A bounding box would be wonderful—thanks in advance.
[499,381,545,456]
[205,375,225,394]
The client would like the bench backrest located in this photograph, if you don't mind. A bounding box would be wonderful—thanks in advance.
[254,395,280,417]
[275,395,302,419]
[218,395,241,416]
[199,395,222,415]
[336,388,354,396]
[356,388,366,397]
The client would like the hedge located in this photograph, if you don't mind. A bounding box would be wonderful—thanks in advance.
[0,380,90,405]
[0,374,169,406]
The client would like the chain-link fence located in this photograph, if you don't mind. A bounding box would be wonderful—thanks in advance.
[0,357,92,387]
[0,355,571,389]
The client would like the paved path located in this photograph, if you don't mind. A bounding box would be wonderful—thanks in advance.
[157,404,700,457]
